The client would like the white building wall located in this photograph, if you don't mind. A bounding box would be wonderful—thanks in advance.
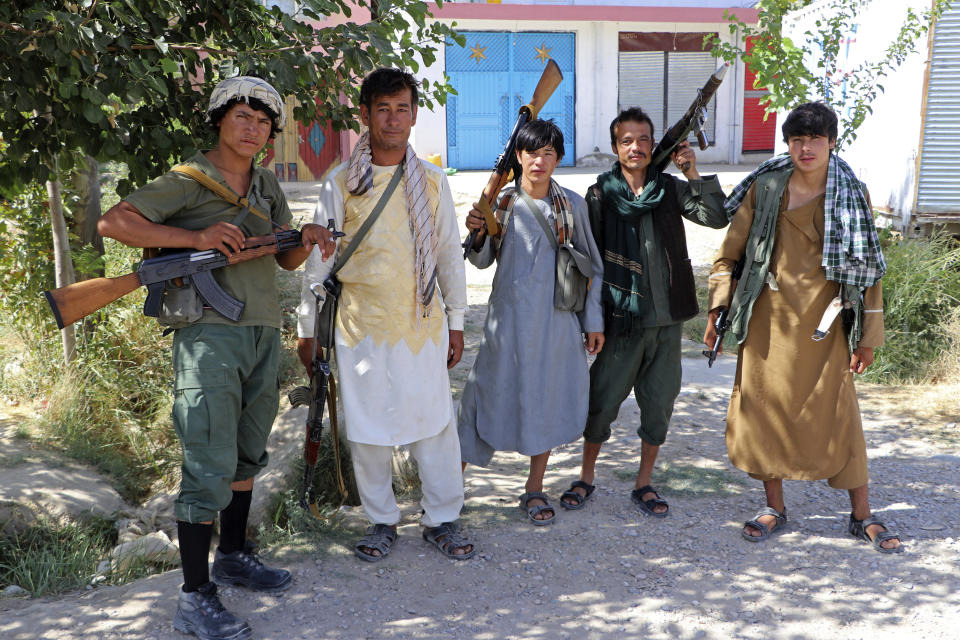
[413,18,747,169]
[780,0,932,227]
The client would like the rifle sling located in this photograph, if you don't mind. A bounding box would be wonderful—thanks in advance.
[330,161,404,277]
[170,165,276,228]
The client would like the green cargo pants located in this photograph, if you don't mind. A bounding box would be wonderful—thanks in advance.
[171,324,281,523]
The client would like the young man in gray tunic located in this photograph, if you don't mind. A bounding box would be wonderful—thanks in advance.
[458,119,604,525]
[559,107,728,517]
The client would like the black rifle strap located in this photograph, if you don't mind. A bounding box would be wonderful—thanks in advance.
[330,161,404,277]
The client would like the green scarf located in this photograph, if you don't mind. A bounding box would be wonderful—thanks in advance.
[596,162,666,333]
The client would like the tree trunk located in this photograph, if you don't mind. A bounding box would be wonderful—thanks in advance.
[47,165,77,364]
[70,155,104,279]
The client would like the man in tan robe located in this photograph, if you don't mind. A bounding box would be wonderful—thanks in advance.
[706,102,902,553]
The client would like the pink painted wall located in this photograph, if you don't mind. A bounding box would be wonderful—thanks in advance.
[428,3,758,22]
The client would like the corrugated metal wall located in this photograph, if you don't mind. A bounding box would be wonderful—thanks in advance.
[917,4,960,214]
[617,33,718,144]
[742,36,776,152]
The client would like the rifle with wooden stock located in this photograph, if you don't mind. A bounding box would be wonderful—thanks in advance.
[288,281,345,517]
[462,58,564,257]
[44,229,304,329]
[651,62,729,173]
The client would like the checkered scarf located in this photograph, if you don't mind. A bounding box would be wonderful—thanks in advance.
[346,131,438,317]
[724,153,886,288]
[494,179,574,248]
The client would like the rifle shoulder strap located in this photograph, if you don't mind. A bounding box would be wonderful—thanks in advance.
[171,165,273,226]
[330,161,404,277]
[518,188,559,250]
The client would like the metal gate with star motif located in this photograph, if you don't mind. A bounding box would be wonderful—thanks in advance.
[446,31,576,170]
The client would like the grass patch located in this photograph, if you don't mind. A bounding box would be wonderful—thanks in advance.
[682,265,738,356]
[0,515,170,596]
[256,488,356,554]
[866,229,960,383]
[614,462,746,498]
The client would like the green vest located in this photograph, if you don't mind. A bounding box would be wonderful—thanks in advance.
[728,168,864,353]
[728,169,790,344]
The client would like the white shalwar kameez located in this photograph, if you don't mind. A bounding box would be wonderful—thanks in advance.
[298,160,467,527]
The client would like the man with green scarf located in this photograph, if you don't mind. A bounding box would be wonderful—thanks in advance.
[559,107,727,517]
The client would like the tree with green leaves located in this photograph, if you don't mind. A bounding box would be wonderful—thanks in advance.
[0,0,462,361]
[709,0,951,149]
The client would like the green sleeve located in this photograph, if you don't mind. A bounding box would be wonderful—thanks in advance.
[123,172,190,224]
[672,174,728,229]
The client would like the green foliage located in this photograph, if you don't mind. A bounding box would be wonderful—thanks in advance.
[0,0,464,193]
[0,515,165,596]
[867,230,960,382]
[708,0,951,148]
[0,184,57,343]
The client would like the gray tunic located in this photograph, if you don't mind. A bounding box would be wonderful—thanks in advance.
[457,187,604,465]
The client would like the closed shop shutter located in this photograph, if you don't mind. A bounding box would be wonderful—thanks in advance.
[666,51,717,144]
[618,51,665,134]
[617,33,719,144]
[742,36,776,153]
[917,5,960,214]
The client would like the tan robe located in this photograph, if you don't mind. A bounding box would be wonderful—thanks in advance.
[708,184,884,489]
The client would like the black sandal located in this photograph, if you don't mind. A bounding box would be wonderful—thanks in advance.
[422,522,475,560]
[631,485,669,518]
[742,506,787,542]
[354,524,397,562]
[560,480,595,510]
[518,491,556,525]
[848,513,903,554]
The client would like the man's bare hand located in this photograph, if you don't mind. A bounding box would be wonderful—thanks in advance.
[195,221,245,256]
[585,332,605,355]
[465,203,489,251]
[300,223,337,261]
[849,346,873,374]
[447,330,464,369]
[671,141,700,180]
[703,307,722,354]
[297,337,316,377]
[465,203,486,232]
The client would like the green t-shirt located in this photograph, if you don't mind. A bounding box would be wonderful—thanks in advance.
[125,152,293,329]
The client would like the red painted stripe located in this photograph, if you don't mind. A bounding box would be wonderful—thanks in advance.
[428,3,758,23]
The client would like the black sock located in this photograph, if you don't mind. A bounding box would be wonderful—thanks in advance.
[218,489,253,555]
[178,521,214,592]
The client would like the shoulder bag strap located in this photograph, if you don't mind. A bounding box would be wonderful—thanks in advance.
[330,161,405,277]
[518,188,559,251]
[171,165,275,227]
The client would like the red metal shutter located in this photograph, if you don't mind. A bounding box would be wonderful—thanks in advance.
[742,36,777,153]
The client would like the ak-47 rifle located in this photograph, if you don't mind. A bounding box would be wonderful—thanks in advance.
[288,281,345,517]
[702,257,744,367]
[462,59,564,258]
[44,230,306,329]
[651,62,729,173]
[702,306,730,368]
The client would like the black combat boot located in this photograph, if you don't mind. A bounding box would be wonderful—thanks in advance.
[211,541,292,593]
[173,581,252,640]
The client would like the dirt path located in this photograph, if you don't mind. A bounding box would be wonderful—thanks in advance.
[2,169,959,639]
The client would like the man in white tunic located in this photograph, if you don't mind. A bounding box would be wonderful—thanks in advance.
[297,68,473,561]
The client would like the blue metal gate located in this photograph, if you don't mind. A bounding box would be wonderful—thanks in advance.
[446,31,576,169]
